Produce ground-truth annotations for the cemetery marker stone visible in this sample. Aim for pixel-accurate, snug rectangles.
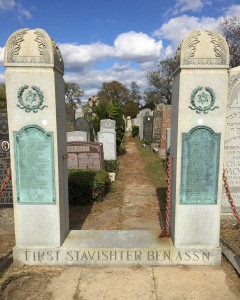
[4,28,69,249]
[0,110,12,205]
[170,30,229,262]
[143,115,153,144]
[223,66,240,212]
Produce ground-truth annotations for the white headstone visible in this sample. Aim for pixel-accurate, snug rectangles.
[222,66,240,212]
[98,131,116,160]
[67,131,88,142]
[100,119,116,132]
[126,116,132,131]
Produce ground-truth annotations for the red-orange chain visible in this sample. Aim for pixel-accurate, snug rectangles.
[222,168,240,224]
[0,167,11,198]
[159,154,172,238]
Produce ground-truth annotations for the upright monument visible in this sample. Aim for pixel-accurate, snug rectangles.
[223,66,240,212]
[4,29,69,251]
[170,30,229,262]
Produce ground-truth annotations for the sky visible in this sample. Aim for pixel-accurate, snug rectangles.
[0,0,240,101]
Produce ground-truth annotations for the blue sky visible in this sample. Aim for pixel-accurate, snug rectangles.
[0,0,240,100]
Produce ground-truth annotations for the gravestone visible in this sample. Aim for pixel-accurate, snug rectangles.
[126,116,132,132]
[166,128,171,154]
[98,131,116,160]
[67,141,104,170]
[75,106,84,120]
[65,106,75,132]
[223,66,240,212]
[4,29,69,251]
[75,117,92,141]
[0,110,12,205]
[143,115,153,144]
[152,103,166,143]
[67,131,88,142]
[100,119,116,132]
[139,108,152,140]
[159,106,172,158]
[170,29,229,264]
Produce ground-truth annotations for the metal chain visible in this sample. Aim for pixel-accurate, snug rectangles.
[222,168,240,224]
[0,167,11,198]
[159,154,172,238]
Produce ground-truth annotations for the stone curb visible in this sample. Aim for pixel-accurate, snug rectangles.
[220,237,240,276]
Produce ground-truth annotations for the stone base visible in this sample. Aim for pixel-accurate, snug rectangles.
[159,149,166,159]
[108,172,116,182]
[13,230,221,266]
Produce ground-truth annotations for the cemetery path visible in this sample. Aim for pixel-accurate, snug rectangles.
[70,136,163,231]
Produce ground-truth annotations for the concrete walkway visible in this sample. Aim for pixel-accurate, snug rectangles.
[45,265,239,300]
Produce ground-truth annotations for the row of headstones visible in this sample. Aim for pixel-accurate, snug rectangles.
[131,105,172,158]
[66,116,116,168]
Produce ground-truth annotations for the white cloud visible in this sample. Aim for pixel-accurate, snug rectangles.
[114,31,163,63]
[18,4,32,19]
[59,31,163,72]
[0,47,4,66]
[173,0,211,14]
[0,0,31,19]
[153,15,218,48]
[59,42,114,71]
[225,5,240,20]
[0,0,15,10]
[64,65,147,100]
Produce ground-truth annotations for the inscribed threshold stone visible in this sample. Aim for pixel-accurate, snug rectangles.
[13,230,221,266]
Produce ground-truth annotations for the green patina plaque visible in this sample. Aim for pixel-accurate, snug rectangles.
[14,125,55,204]
[180,126,220,204]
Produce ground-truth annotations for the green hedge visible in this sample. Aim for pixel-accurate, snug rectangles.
[68,169,111,204]
[132,125,139,137]
[104,160,118,173]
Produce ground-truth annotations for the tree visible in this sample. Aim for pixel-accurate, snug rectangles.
[146,58,175,105]
[219,16,240,68]
[96,80,130,107]
[129,81,142,106]
[0,83,7,109]
[65,82,84,108]
[92,100,125,151]
[123,101,139,118]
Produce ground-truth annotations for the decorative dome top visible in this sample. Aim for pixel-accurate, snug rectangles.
[174,29,229,70]
[4,28,64,74]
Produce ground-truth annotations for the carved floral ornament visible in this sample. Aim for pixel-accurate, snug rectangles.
[189,86,219,114]
[4,28,64,72]
[175,30,229,69]
[17,85,47,113]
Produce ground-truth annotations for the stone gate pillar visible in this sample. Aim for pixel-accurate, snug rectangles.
[170,30,229,261]
[4,29,69,253]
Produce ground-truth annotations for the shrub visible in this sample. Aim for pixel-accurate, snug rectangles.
[104,160,118,173]
[68,169,111,204]
[132,125,139,137]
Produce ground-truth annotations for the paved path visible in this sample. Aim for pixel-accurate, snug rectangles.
[45,265,239,300]
[121,140,162,230]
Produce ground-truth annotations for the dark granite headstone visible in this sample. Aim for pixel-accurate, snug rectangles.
[152,104,166,143]
[0,110,12,205]
[180,126,220,205]
[143,116,153,144]
[65,107,75,132]
[67,141,104,170]
[75,117,93,141]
